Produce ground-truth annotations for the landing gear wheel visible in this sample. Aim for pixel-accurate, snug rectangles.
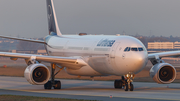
[45,64,64,90]
[44,81,52,89]
[114,80,118,88]
[130,83,134,91]
[124,84,128,91]
[53,80,61,89]
[114,80,122,89]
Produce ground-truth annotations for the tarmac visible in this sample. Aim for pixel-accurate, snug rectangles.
[0,76,180,101]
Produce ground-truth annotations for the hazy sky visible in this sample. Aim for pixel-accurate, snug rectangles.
[0,0,180,38]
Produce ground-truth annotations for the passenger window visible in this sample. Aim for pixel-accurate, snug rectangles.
[138,48,144,51]
[131,48,138,51]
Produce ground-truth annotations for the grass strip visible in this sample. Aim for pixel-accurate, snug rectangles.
[0,95,96,101]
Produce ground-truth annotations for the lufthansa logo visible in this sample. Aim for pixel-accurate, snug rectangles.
[48,5,52,20]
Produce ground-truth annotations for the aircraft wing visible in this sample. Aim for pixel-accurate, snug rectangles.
[0,52,87,69]
[148,50,180,59]
[0,35,45,44]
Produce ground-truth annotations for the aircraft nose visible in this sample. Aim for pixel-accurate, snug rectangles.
[132,52,148,73]
[137,53,145,62]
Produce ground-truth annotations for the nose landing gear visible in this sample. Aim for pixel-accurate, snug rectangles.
[124,72,135,91]
[114,73,135,91]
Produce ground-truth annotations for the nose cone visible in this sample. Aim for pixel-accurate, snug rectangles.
[137,53,146,63]
[131,52,148,74]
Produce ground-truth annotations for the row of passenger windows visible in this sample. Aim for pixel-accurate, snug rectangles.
[124,47,144,52]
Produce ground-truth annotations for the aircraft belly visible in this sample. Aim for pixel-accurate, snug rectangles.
[66,65,103,76]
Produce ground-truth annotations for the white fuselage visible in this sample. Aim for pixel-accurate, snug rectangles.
[45,35,148,76]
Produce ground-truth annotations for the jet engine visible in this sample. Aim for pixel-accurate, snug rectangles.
[150,63,176,84]
[24,64,50,85]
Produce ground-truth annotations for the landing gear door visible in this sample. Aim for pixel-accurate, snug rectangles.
[110,42,120,58]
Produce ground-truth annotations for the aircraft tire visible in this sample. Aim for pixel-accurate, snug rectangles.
[53,80,61,89]
[114,80,118,88]
[114,80,122,89]
[124,84,128,91]
[44,81,52,89]
[118,80,123,89]
[130,83,134,91]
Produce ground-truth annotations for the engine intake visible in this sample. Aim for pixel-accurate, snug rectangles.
[24,64,50,85]
[150,63,176,84]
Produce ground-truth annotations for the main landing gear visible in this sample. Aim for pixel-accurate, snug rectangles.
[44,64,64,89]
[114,73,135,91]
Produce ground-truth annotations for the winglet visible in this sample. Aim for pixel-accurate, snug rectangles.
[46,0,62,36]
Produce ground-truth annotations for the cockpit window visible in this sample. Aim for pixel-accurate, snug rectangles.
[131,48,138,51]
[138,47,144,51]
[124,47,129,51]
[124,47,131,52]
[124,47,144,52]
[127,47,130,51]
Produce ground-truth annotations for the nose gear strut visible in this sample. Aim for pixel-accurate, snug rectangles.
[124,72,135,91]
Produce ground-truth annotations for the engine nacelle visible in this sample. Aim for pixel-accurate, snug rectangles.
[150,63,176,84]
[24,64,50,85]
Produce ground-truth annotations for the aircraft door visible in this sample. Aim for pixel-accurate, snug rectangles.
[110,42,120,58]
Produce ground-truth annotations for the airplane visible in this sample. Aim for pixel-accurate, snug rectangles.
[0,0,178,91]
